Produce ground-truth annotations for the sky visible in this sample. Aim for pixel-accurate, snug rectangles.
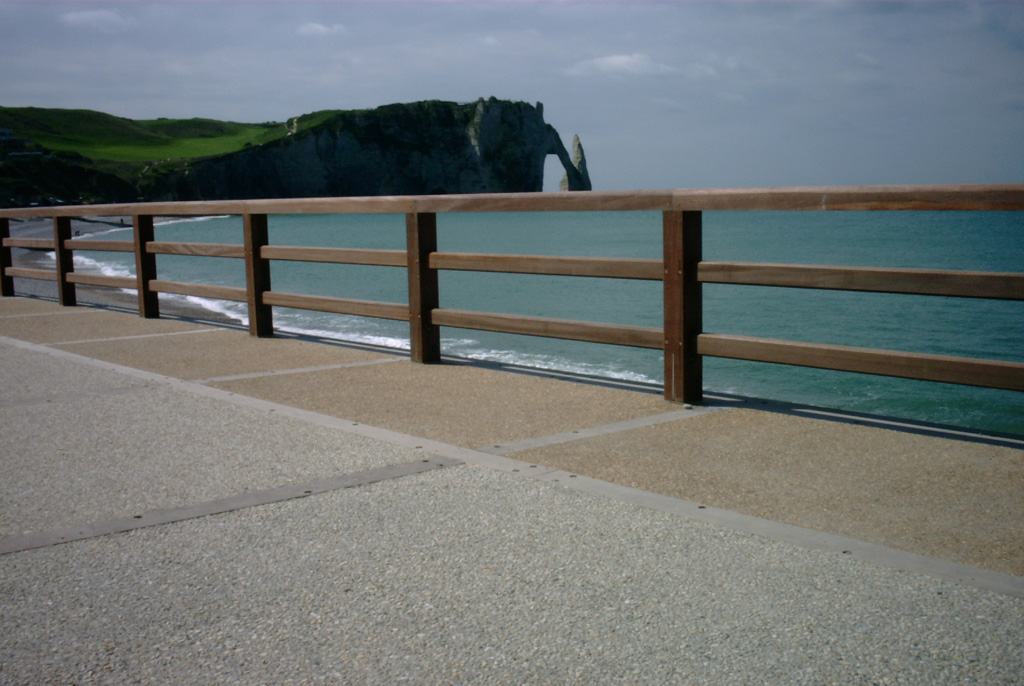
[1,0,1023,191]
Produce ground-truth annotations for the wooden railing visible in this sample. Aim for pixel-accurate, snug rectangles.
[2,185,1023,405]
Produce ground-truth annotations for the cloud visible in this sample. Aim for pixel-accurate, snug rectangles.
[566,53,676,77]
[684,63,718,79]
[296,22,347,37]
[59,9,134,33]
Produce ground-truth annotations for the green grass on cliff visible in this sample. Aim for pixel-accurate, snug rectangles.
[0,107,285,162]
[0,102,473,164]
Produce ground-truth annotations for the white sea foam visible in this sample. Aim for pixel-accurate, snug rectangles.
[275,313,658,383]
[277,322,410,351]
[70,225,131,239]
[451,345,660,384]
[155,215,231,226]
[72,253,133,279]
[52,246,660,383]
[176,295,248,324]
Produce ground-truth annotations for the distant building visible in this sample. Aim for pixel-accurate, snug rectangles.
[0,128,15,142]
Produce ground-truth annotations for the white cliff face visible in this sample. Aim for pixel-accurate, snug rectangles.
[572,134,590,188]
[466,100,486,158]
[559,134,592,192]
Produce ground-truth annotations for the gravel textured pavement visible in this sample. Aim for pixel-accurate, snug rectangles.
[1,290,1023,685]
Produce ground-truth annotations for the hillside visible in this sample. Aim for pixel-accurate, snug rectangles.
[0,107,282,162]
[0,100,590,207]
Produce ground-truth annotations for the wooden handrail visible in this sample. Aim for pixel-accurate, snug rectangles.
[65,239,135,253]
[2,185,1022,408]
[2,184,1024,219]
[698,334,1024,392]
[5,267,57,281]
[3,237,56,250]
[146,241,245,258]
[262,246,406,267]
[262,291,409,321]
[66,272,136,290]
[149,280,247,302]
[698,262,1024,300]
[430,309,663,349]
[430,252,662,280]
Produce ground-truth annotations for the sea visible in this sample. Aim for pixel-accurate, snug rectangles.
[65,209,1024,437]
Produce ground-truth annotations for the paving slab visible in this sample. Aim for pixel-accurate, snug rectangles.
[2,465,1022,685]
[0,342,151,401]
[3,295,1024,683]
[511,408,1024,577]
[52,327,398,380]
[210,359,680,448]
[0,343,427,536]
[0,297,69,316]
[0,303,208,343]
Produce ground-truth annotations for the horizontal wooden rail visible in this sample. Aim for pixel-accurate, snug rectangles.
[699,262,1024,300]
[65,272,136,289]
[431,308,663,349]
[262,291,409,321]
[3,185,1024,219]
[698,334,1024,391]
[262,246,407,267]
[3,237,55,250]
[66,240,135,253]
[2,186,1021,409]
[4,267,57,281]
[149,279,247,302]
[430,252,662,280]
[146,242,245,258]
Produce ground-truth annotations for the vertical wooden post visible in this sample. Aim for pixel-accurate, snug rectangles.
[406,212,441,363]
[133,214,159,318]
[663,210,702,403]
[53,217,76,306]
[243,213,273,337]
[0,218,13,297]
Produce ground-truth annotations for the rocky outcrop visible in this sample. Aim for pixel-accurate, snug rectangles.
[142,98,591,200]
[560,134,591,192]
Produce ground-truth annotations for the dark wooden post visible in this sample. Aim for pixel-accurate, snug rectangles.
[663,210,702,403]
[133,214,159,318]
[53,217,76,306]
[243,213,273,337]
[0,218,13,297]
[406,212,441,363]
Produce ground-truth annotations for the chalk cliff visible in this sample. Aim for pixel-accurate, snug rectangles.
[560,135,591,192]
[142,98,591,200]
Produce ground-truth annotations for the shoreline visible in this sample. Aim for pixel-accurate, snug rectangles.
[5,217,241,325]
[5,215,178,240]
[5,213,1023,438]
[7,255,240,326]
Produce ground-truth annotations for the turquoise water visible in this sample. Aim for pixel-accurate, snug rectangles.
[72,210,1024,436]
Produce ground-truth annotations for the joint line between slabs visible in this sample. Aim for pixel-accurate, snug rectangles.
[0,457,463,556]
[193,356,404,384]
[46,327,221,346]
[5,334,1022,599]
[479,405,728,455]
[0,309,106,319]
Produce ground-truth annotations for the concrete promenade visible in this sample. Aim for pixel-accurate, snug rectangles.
[2,292,1023,684]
